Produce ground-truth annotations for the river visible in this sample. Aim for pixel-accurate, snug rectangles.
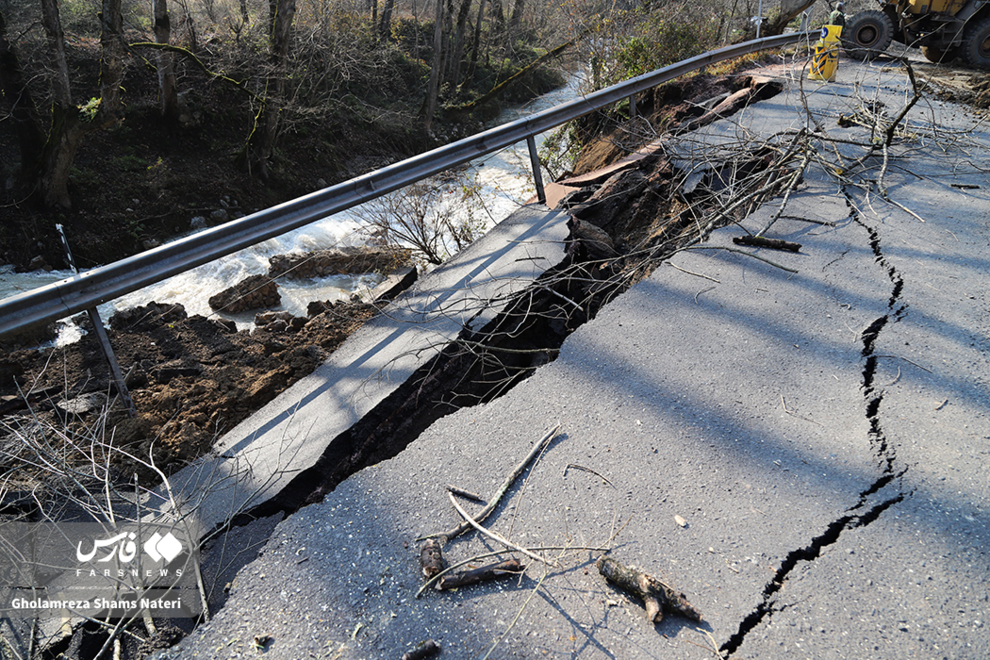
[0,71,586,346]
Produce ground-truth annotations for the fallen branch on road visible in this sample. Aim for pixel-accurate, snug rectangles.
[419,538,445,578]
[685,246,799,273]
[448,491,557,567]
[437,558,525,590]
[731,235,802,252]
[597,556,703,623]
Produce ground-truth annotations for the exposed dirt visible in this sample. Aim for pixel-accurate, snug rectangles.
[963,73,990,108]
[0,297,380,484]
[572,73,745,174]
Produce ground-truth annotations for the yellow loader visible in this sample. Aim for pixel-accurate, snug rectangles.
[842,0,990,67]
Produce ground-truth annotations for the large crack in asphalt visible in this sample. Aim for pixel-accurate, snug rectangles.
[721,197,910,656]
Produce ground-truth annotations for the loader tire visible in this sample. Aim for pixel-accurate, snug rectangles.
[921,45,958,64]
[961,16,990,70]
[842,10,894,60]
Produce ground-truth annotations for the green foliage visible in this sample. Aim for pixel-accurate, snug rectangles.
[59,0,102,34]
[538,122,581,182]
[78,97,101,122]
[618,27,699,77]
[114,154,148,172]
[589,3,726,90]
[614,13,721,82]
[125,217,146,240]
[69,167,100,189]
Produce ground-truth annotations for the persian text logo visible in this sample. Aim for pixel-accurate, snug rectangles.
[74,530,184,564]
[76,532,138,563]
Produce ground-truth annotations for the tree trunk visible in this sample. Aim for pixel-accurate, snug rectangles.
[0,9,45,179]
[153,0,178,121]
[454,35,574,111]
[490,0,504,30]
[182,4,197,51]
[249,0,296,180]
[757,0,815,37]
[379,0,395,39]
[39,0,85,208]
[447,0,472,86]
[239,0,249,24]
[411,0,422,55]
[39,104,85,208]
[97,0,125,125]
[41,0,72,106]
[461,0,486,89]
[508,0,523,29]
[438,0,455,87]
[423,0,445,133]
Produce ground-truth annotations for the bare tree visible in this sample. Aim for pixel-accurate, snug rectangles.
[460,0,487,88]
[508,0,524,29]
[423,0,445,132]
[245,0,297,180]
[0,8,45,185]
[38,0,86,208]
[446,0,472,84]
[379,0,395,38]
[177,0,198,51]
[97,0,125,126]
[153,0,179,121]
[490,0,504,29]
[358,178,484,265]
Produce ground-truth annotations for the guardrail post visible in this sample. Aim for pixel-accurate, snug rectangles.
[526,135,546,205]
[629,93,637,118]
[56,225,137,418]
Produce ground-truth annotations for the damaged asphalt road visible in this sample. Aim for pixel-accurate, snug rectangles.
[151,58,989,659]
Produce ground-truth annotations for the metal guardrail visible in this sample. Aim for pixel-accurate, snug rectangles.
[0,32,810,338]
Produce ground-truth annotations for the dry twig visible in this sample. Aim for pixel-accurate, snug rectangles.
[419,424,561,541]
[448,492,557,567]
